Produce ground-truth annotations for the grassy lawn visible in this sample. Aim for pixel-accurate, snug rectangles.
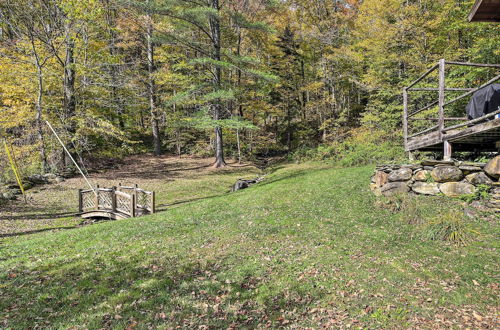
[0,155,261,237]
[0,162,498,328]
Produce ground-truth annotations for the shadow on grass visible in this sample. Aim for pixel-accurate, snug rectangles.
[0,211,77,221]
[0,246,318,328]
[0,225,78,238]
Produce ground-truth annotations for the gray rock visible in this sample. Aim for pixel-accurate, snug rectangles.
[461,162,486,168]
[439,182,476,197]
[459,165,483,173]
[231,177,263,192]
[411,182,440,195]
[431,166,463,183]
[55,176,65,183]
[380,182,409,196]
[423,166,434,171]
[43,173,58,180]
[28,174,48,184]
[388,168,413,182]
[413,170,430,182]
[470,200,490,212]
[421,159,455,166]
[484,156,500,179]
[465,172,493,185]
[2,191,16,200]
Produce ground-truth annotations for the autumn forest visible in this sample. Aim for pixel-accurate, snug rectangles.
[0,0,499,175]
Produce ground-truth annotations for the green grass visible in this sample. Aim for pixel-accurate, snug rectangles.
[1,162,498,328]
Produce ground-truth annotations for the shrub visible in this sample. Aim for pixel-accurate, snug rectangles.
[424,210,479,246]
[291,127,405,166]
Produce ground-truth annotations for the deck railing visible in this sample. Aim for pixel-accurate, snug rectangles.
[403,59,500,157]
[78,184,155,218]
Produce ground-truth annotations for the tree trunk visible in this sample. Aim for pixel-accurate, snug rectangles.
[210,0,226,168]
[146,12,161,156]
[62,26,76,168]
[105,0,125,129]
[35,62,48,173]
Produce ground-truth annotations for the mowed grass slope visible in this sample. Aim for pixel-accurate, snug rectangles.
[0,163,498,328]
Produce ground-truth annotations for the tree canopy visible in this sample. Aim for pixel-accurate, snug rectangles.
[0,0,498,176]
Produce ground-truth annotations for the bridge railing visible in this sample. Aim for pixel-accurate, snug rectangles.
[78,185,155,218]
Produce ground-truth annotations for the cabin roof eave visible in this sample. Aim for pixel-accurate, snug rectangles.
[468,0,500,22]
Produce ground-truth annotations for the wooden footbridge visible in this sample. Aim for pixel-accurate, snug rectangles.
[79,184,155,220]
[403,59,500,160]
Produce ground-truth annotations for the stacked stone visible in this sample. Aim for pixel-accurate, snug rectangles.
[371,156,500,212]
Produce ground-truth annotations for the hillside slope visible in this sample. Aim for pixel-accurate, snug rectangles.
[0,163,498,328]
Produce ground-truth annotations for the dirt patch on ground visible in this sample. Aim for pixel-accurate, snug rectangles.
[0,155,260,238]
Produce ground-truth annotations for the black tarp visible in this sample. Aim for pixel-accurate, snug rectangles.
[466,83,500,120]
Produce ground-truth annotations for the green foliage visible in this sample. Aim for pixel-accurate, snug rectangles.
[460,184,491,203]
[424,210,479,246]
[292,128,405,166]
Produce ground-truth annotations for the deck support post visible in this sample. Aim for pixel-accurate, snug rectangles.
[443,140,452,161]
[403,88,408,150]
[438,59,446,141]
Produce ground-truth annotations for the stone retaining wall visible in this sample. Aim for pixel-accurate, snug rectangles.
[370,155,500,212]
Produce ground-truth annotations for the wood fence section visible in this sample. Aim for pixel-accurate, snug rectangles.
[403,59,500,159]
[78,185,155,219]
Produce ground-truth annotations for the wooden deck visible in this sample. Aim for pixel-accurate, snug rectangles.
[403,59,500,159]
[407,118,500,151]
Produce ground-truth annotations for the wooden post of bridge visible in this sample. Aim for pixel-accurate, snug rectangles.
[111,186,117,213]
[151,191,155,214]
[130,193,136,218]
[95,184,100,211]
[78,189,83,213]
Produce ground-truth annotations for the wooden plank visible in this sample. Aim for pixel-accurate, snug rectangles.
[445,118,500,141]
[406,63,439,89]
[408,87,474,92]
[442,109,500,132]
[408,100,439,117]
[408,125,439,139]
[445,61,500,68]
[443,75,500,107]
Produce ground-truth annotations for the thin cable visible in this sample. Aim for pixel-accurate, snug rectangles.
[45,120,96,195]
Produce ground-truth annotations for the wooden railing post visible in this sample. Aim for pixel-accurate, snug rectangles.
[438,59,446,138]
[403,88,408,151]
[151,191,155,214]
[111,186,117,212]
[130,194,136,218]
[78,189,83,213]
[438,59,448,160]
[95,184,100,210]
